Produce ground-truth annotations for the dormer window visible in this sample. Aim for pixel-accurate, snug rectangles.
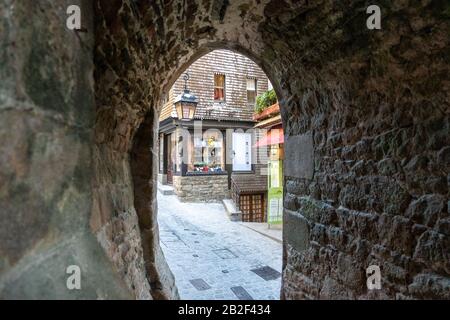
[247,78,257,104]
[214,74,225,101]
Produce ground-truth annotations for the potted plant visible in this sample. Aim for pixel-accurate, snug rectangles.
[255,89,277,114]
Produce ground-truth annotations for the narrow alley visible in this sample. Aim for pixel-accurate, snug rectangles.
[2,0,448,303]
[157,192,282,300]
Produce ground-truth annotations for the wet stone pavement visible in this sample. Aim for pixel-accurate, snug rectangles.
[157,192,282,300]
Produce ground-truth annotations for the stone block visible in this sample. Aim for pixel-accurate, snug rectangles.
[408,273,450,299]
[413,230,449,273]
[320,276,355,300]
[336,253,365,290]
[284,209,310,253]
[406,194,446,227]
[284,133,314,180]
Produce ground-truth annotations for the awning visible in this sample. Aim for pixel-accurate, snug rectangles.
[254,128,284,147]
[254,114,282,128]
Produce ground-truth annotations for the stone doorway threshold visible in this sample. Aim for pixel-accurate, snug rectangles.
[157,182,175,195]
[237,222,282,244]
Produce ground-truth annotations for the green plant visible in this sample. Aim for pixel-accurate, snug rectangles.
[255,89,277,113]
[194,162,207,167]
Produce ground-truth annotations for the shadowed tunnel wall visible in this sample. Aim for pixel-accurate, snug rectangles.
[0,0,449,299]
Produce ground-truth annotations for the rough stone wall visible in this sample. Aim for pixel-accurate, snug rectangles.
[276,1,450,299]
[90,0,450,300]
[93,0,178,299]
[0,0,132,299]
[1,0,448,300]
[173,175,229,202]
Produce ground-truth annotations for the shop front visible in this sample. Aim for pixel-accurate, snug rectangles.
[159,119,256,202]
[253,103,284,227]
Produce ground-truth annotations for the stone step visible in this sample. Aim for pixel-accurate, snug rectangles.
[222,199,242,222]
[238,222,282,244]
[157,182,175,195]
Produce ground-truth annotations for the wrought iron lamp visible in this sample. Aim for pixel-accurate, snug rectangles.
[174,73,198,120]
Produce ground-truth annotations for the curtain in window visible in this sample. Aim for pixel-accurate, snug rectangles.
[214,74,225,101]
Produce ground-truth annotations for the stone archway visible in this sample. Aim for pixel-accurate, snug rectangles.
[1,0,448,299]
[127,43,287,299]
[93,0,449,300]
[92,0,298,299]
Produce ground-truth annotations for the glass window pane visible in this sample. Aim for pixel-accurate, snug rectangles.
[247,78,256,103]
[247,90,256,103]
[189,130,224,173]
[246,78,256,90]
[214,74,225,101]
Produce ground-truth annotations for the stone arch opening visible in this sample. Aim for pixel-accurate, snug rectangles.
[91,1,449,300]
[128,44,287,299]
[1,0,448,300]
[93,0,325,299]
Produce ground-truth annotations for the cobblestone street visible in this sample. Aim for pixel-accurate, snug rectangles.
[157,192,282,300]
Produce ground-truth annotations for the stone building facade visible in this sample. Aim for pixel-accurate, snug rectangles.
[0,0,448,300]
[158,49,270,204]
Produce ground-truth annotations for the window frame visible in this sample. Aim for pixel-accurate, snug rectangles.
[188,129,226,174]
[246,77,257,105]
[214,73,226,102]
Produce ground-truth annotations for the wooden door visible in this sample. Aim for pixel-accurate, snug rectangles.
[232,132,252,171]
[240,193,265,222]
